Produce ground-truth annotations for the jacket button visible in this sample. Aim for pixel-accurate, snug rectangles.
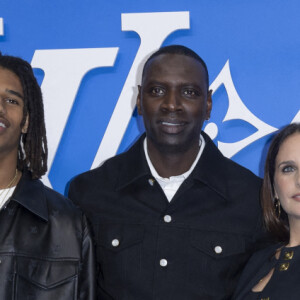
[163,215,172,223]
[214,246,222,254]
[279,262,289,271]
[112,239,119,247]
[160,259,168,267]
[148,178,155,186]
[284,251,294,260]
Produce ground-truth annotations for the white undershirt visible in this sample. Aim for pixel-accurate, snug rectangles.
[0,186,16,210]
[144,135,205,202]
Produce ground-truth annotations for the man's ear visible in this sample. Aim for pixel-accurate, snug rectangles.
[137,85,142,116]
[22,114,29,134]
[206,89,213,120]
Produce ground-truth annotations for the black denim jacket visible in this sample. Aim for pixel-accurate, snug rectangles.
[69,132,264,300]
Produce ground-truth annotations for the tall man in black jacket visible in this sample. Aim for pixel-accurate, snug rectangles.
[69,45,264,299]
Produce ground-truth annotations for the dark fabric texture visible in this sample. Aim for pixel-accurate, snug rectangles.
[234,243,300,300]
[69,132,265,300]
[0,171,96,300]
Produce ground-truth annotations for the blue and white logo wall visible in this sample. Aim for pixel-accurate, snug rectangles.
[0,1,299,194]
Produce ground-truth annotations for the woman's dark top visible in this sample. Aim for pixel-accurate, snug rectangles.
[233,243,300,299]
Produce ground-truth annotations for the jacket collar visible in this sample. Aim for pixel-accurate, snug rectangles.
[116,134,150,191]
[11,171,49,221]
[191,131,229,200]
[116,132,230,200]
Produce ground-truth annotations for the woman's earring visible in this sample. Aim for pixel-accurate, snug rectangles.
[274,198,281,218]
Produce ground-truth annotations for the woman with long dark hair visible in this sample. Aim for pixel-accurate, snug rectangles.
[234,123,300,299]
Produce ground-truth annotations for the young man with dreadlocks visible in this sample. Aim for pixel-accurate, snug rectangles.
[0,53,95,299]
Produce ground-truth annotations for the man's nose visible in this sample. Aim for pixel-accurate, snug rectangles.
[161,90,182,111]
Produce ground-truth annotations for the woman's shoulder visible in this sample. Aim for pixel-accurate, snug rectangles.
[250,243,281,261]
[233,243,281,299]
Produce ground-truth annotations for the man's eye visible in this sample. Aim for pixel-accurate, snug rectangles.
[5,98,19,105]
[183,89,199,97]
[150,87,164,96]
[282,165,295,173]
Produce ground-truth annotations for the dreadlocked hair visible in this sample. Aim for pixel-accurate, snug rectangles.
[0,53,47,179]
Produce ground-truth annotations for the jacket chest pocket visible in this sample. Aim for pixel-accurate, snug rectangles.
[15,257,78,300]
[97,223,144,285]
[191,230,246,259]
[189,230,247,293]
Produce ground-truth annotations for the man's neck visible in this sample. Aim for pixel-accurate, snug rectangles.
[0,152,19,189]
[146,139,201,178]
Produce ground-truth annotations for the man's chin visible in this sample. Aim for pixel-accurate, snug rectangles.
[154,140,192,154]
[147,131,200,154]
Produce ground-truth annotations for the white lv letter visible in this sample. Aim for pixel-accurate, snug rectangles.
[91,11,190,168]
[0,18,4,36]
[31,48,119,186]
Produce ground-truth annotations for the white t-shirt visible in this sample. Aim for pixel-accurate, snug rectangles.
[0,186,16,210]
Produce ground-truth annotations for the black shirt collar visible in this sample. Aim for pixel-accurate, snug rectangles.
[116,132,230,201]
[11,171,48,221]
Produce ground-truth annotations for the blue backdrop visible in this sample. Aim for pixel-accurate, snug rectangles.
[0,1,299,194]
